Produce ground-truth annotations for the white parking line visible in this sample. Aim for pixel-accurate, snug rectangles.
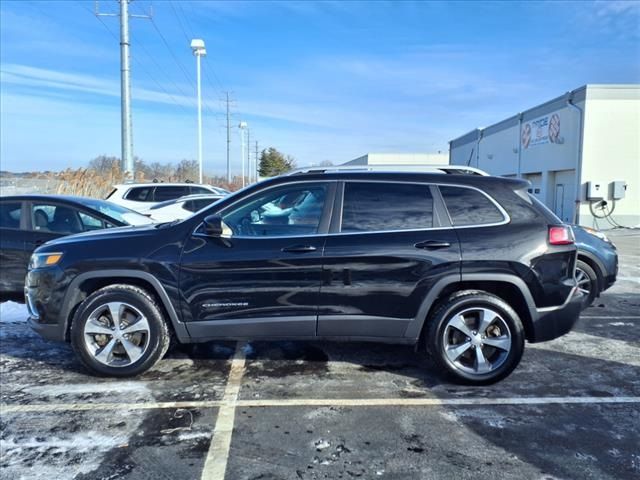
[2,395,639,414]
[0,400,222,414]
[531,331,640,367]
[580,316,640,319]
[236,396,640,407]
[201,341,247,480]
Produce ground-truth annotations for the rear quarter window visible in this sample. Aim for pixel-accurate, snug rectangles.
[439,185,505,226]
[125,187,154,202]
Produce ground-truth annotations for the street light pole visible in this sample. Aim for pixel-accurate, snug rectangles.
[239,122,247,188]
[191,39,207,184]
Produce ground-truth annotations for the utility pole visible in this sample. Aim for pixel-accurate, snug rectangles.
[119,0,133,181]
[239,122,247,187]
[255,141,259,181]
[225,92,231,183]
[246,128,251,183]
[95,1,150,182]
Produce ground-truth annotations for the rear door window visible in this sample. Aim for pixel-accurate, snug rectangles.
[341,182,433,232]
[154,186,190,202]
[0,201,22,229]
[439,185,505,226]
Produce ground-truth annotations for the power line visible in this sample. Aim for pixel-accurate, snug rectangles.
[168,0,191,43]
[166,0,226,95]
[149,17,196,88]
[128,29,194,110]
[146,10,220,117]
[77,1,190,115]
[202,57,226,93]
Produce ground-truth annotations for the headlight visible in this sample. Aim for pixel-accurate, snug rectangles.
[582,227,610,243]
[29,252,63,269]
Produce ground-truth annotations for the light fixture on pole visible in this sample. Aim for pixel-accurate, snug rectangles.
[239,121,248,187]
[191,39,206,184]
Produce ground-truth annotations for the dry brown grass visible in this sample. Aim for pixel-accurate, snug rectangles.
[51,166,245,198]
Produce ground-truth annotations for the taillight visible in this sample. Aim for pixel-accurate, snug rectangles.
[549,225,574,245]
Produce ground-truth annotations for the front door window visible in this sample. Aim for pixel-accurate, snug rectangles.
[222,183,328,237]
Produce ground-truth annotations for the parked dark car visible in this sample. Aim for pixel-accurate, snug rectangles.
[0,195,152,299]
[573,225,618,308]
[525,195,618,308]
[26,171,582,384]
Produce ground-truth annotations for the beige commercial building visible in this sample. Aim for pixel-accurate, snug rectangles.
[344,152,449,166]
[449,84,639,228]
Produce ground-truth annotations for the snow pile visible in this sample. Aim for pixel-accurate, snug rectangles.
[0,301,28,324]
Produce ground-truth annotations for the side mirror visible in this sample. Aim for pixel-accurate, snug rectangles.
[203,215,232,238]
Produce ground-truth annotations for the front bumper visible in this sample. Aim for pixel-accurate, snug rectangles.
[27,314,65,341]
[24,269,67,342]
[529,287,584,343]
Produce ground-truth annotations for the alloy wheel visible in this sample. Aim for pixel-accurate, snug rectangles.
[83,301,151,367]
[441,307,512,376]
[575,267,592,297]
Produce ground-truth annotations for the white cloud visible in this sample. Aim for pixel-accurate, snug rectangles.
[595,0,640,16]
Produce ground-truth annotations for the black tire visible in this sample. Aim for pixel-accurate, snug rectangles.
[70,284,170,377]
[425,290,525,385]
[576,260,599,309]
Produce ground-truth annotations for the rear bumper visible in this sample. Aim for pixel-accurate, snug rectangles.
[529,286,583,343]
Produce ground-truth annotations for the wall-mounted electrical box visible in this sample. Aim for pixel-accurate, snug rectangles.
[611,181,627,200]
[586,181,604,200]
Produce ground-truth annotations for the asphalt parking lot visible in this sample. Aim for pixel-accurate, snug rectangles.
[1,230,639,480]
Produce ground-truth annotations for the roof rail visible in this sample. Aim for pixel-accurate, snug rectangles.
[287,164,489,176]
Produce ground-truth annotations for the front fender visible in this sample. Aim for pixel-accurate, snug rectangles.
[60,270,190,343]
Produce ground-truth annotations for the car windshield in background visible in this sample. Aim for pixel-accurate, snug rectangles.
[75,198,153,225]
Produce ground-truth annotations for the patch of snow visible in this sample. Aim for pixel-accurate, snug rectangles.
[24,381,151,396]
[314,439,331,451]
[0,301,28,324]
[0,432,129,451]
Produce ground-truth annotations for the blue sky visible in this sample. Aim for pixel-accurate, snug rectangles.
[1,0,639,175]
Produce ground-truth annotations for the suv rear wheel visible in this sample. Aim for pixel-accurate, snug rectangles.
[70,284,170,377]
[426,290,525,385]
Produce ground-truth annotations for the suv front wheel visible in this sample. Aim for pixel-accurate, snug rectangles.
[70,284,170,377]
[426,291,525,385]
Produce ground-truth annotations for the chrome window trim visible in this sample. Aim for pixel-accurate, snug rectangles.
[192,178,510,239]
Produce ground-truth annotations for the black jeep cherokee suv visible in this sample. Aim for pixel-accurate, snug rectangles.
[26,171,583,384]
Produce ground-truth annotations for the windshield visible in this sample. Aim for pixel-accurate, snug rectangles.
[75,198,153,225]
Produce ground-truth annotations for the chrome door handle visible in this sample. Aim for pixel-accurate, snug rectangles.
[282,245,317,253]
[414,240,451,250]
